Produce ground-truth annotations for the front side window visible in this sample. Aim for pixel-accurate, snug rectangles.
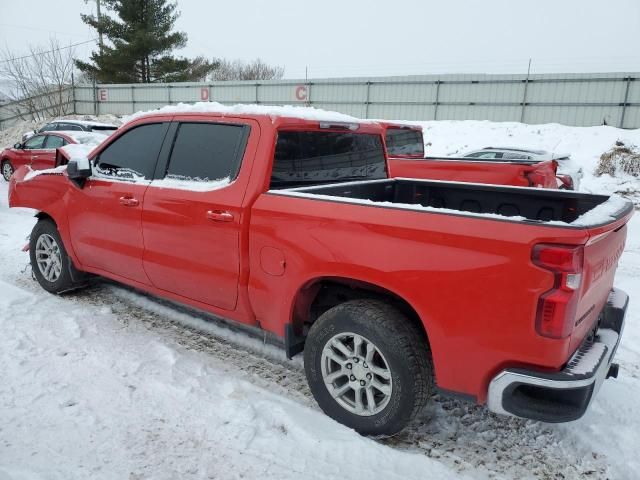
[271,131,386,188]
[44,135,66,149]
[385,128,424,157]
[23,135,46,149]
[96,123,167,180]
[164,122,248,182]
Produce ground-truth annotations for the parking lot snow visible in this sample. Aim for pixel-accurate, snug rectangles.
[1,119,639,480]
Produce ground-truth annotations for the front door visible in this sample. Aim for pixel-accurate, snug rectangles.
[32,134,65,170]
[142,120,252,310]
[67,122,170,284]
[16,134,47,170]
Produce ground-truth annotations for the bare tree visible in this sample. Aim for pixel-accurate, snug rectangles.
[209,58,284,81]
[0,38,77,121]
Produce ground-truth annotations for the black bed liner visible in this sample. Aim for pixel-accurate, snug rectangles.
[284,178,622,224]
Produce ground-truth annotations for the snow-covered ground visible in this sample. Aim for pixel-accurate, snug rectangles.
[1,116,639,480]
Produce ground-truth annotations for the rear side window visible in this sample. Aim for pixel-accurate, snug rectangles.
[44,135,66,149]
[271,131,386,188]
[96,123,167,180]
[58,123,83,131]
[385,128,424,157]
[165,122,248,182]
[502,152,531,160]
[39,124,57,132]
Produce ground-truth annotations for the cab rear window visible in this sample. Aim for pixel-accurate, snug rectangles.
[270,131,386,189]
[385,128,424,157]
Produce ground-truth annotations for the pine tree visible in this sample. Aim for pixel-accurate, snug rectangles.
[76,0,218,83]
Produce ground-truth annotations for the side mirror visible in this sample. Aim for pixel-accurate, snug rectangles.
[66,159,92,187]
[13,142,22,149]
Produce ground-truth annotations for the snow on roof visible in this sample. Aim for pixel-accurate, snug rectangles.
[50,119,118,127]
[57,131,111,146]
[123,102,371,125]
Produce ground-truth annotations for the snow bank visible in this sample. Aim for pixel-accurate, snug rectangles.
[122,101,370,125]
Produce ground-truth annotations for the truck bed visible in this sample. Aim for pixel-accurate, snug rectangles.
[278,178,628,226]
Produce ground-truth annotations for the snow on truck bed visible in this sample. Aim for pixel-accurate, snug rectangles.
[277,181,630,228]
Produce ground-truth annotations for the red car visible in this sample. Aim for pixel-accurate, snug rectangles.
[383,123,559,189]
[2,131,107,181]
[8,109,632,435]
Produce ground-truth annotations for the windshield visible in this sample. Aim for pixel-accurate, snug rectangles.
[385,128,424,157]
[270,130,387,189]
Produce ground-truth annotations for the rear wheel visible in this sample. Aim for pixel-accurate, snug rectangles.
[2,160,13,181]
[304,299,433,436]
[29,219,81,294]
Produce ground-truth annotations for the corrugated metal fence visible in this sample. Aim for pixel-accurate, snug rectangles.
[2,72,640,129]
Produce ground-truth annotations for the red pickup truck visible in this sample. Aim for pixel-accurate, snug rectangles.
[8,107,632,436]
[383,123,559,188]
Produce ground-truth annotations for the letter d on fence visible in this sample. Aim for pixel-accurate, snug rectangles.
[200,87,210,101]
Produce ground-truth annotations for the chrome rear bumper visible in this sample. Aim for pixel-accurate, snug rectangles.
[487,288,628,422]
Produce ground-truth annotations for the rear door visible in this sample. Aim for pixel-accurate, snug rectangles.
[141,119,252,310]
[66,121,170,284]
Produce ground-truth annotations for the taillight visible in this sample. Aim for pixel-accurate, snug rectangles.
[532,244,584,339]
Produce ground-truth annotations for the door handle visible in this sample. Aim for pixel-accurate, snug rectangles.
[206,210,234,222]
[119,196,139,207]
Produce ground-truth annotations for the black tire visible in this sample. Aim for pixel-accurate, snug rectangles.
[29,219,80,294]
[304,299,433,436]
[2,160,13,181]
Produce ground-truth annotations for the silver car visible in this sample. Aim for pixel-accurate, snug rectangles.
[462,147,583,190]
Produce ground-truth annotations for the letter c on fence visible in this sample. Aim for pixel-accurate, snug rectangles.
[200,87,209,101]
[295,85,308,101]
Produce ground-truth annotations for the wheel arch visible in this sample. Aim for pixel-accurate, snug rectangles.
[289,276,431,350]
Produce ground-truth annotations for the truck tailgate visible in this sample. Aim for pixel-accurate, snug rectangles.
[570,222,627,353]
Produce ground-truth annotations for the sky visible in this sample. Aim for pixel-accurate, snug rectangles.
[0,0,639,79]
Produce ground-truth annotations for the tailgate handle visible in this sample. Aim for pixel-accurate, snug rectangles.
[206,210,234,222]
[119,196,139,207]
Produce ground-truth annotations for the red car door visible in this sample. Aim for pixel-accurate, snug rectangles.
[14,134,47,170]
[31,134,66,170]
[66,121,170,284]
[141,118,255,311]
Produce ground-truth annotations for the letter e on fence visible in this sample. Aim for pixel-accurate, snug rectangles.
[200,87,210,101]
[295,85,308,101]
[98,89,108,102]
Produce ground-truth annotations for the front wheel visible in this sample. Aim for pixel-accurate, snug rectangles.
[2,160,14,181]
[304,299,433,436]
[29,219,80,294]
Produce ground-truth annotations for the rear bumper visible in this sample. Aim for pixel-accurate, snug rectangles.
[487,288,628,422]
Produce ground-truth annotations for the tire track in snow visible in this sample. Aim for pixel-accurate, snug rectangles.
[10,274,611,480]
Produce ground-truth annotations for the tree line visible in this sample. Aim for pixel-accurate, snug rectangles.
[0,0,284,119]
